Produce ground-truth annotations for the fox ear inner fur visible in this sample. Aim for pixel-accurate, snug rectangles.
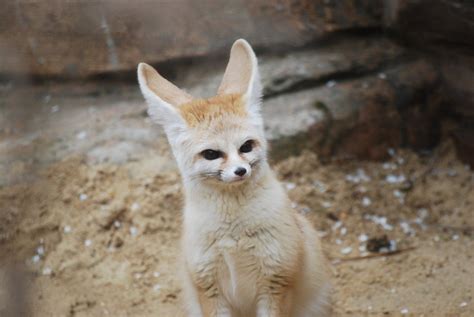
[218,39,263,118]
[137,62,190,131]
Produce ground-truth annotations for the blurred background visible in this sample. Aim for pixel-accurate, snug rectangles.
[0,1,473,316]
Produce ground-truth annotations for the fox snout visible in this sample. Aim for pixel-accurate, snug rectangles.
[220,156,252,183]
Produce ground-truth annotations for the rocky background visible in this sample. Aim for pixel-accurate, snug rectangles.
[1,0,472,165]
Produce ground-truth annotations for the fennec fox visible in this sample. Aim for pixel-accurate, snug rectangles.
[138,39,330,317]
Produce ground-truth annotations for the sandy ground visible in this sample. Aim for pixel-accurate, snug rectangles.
[1,138,473,316]
[0,86,473,316]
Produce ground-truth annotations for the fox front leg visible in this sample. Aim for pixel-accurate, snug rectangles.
[256,291,294,317]
[198,291,232,317]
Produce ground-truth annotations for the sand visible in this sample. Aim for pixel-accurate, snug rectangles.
[1,133,473,316]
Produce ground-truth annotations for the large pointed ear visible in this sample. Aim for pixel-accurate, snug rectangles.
[137,63,192,133]
[217,39,262,117]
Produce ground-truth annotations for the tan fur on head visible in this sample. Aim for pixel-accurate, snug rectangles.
[179,94,246,127]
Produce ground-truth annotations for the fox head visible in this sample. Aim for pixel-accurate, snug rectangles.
[138,39,267,187]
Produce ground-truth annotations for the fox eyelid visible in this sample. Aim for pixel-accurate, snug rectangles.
[201,149,222,160]
[239,140,254,153]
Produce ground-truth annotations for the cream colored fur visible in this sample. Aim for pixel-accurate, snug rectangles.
[138,39,330,317]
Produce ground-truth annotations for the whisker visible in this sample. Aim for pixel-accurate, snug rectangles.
[192,171,222,181]
[250,159,261,167]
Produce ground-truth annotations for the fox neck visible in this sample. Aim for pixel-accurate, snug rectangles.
[182,162,286,220]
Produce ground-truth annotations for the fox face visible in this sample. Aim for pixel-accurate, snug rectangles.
[138,39,267,187]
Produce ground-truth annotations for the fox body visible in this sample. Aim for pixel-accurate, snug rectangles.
[138,39,330,317]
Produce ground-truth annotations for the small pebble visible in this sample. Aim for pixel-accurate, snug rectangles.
[332,221,342,231]
[418,208,429,219]
[153,284,162,292]
[400,221,414,235]
[345,169,371,183]
[76,131,87,140]
[37,246,45,255]
[285,182,296,190]
[326,80,336,88]
[358,186,368,193]
[382,162,397,170]
[42,267,52,275]
[131,202,140,212]
[51,105,60,113]
[32,255,41,263]
[79,193,88,201]
[378,72,387,79]
[362,197,371,206]
[153,271,161,278]
[393,190,404,198]
[317,231,328,238]
[365,215,393,231]
[321,201,332,208]
[340,247,352,255]
[340,227,347,236]
[114,220,121,228]
[459,302,467,308]
[358,234,369,242]
[64,225,72,233]
[313,180,327,193]
[300,206,311,214]
[335,239,342,245]
[130,226,138,237]
[84,239,92,247]
[386,174,406,184]
[400,308,409,314]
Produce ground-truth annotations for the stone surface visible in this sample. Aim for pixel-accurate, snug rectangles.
[267,60,441,161]
[388,0,474,166]
[0,0,383,77]
[180,36,407,98]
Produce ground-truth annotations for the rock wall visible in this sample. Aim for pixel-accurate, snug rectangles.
[0,0,382,77]
[1,0,471,163]
[388,0,474,165]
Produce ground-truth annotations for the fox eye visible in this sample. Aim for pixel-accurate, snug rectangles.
[239,140,254,153]
[201,149,222,160]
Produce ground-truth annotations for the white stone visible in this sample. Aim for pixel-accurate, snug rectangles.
[362,197,371,206]
[76,131,87,140]
[340,247,352,255]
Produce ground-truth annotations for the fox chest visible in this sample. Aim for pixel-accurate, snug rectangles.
[187,224,298,303]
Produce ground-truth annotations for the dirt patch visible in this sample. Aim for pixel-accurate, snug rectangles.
[0,140,473,316]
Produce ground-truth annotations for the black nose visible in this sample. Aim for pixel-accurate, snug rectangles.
[234,167,247,177]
